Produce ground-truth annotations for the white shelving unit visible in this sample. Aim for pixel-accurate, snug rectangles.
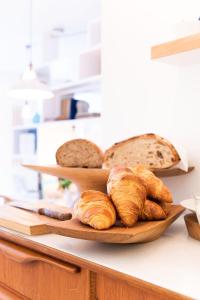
[13,124,39,131]
[51,75,101,97]
[11,116,102,199]
[11,14,102,199]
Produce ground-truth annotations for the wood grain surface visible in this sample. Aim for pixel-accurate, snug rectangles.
[48,205,184,244]
[184,213,200,241]
[0,239,88,300]
[0,206,57,235]
[0,205,184,243]
[151,33,200,59]
[23,164,194,193]
[0,230,192,300]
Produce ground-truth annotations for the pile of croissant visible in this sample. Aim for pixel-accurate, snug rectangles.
[74,165,173,230]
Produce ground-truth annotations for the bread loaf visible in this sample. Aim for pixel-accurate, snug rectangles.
[56,139,103,168]
[74,190,116,230]
[107,166,146,227]
[103,133,180,170]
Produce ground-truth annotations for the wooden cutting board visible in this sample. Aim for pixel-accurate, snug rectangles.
[0,206,59,235]
[0,205,184,243]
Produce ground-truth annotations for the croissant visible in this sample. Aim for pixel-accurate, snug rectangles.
[74,190,116,230]
[132,165,172,203]
[107,166,146,227]
[140,199,167,221]
[152,200,172,215]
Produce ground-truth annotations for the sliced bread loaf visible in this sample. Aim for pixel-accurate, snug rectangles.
[103,133,180,170]
[56,139,104,168]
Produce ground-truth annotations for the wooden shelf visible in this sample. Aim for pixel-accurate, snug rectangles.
[151,33,200,59]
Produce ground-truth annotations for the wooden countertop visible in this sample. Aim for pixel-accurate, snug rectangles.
[0,214,198,299]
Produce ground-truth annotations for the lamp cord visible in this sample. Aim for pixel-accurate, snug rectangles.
[29,0,33,68]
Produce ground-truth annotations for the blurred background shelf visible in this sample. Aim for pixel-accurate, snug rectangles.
[51,74,101,96]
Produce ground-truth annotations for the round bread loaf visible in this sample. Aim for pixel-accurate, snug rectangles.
[56,139,104,168]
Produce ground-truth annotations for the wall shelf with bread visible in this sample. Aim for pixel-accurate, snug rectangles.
[151,32,200,65]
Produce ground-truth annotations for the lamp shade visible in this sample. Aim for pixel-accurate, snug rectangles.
[8,67,54,100]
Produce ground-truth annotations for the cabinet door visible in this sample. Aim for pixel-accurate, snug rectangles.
[0,239,90,300]
[96,274,186,300]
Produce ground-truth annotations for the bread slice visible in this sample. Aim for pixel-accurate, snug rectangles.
[103,133,180,170]
[56,139,104,168]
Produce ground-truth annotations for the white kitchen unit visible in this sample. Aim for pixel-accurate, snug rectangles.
[12,117,102,199]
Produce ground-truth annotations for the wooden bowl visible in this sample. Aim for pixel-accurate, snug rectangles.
[48,205,184,244]
[184,213,200,241]
[23,164,194,193]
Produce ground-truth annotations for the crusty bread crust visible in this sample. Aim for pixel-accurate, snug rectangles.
[103,133,180,170]
[56,138,104,168]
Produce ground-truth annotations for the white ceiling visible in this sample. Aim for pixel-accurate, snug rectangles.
[0,0,101,73]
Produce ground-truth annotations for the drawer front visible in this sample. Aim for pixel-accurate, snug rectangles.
[96,274,187,300]
[0,239,89,300]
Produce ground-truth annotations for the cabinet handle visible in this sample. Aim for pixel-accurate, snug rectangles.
[0,239,80,273]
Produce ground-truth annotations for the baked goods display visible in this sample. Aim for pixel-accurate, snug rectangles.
[56,134,180,171]
[107,166,146,226]
[103,133,180,170]
[56,138,103,168]
[140,199,166,221]
[55,134,177,231]
[132,165,172,203]
[74,190,116,230]
[74,165,173,230]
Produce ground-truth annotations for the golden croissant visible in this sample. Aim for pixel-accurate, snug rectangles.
[107,166,146,227]
[132,165,172,203]
[140,199,167,221]
[74,190,116,230]
[153,200,172,215]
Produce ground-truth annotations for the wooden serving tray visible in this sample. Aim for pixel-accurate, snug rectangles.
[23,164,194,193]
[47,205,184,244]
[0,205,184,243]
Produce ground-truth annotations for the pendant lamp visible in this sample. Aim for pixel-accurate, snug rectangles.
[8,0,54,100]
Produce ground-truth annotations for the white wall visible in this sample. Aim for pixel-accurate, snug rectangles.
[0,72,13,194]
[102,0,200,201]
[0,0,101,74]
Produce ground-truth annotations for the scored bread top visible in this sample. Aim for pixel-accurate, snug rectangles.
[103,133,180,170]
[56,138,104,168]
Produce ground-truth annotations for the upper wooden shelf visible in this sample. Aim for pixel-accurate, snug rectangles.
[151,33,200,59]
